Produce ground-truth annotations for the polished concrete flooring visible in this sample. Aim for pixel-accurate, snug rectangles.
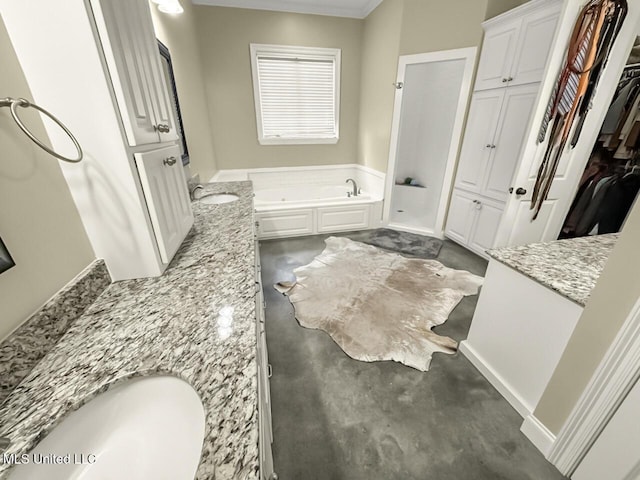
[259,232,566,480]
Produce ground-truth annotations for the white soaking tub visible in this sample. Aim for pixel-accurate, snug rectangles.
[212,164,385,239]
[254,184,382,239]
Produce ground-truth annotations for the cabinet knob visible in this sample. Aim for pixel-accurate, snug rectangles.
[502,78,508,83]
[515,187,527,195]
[507,76,514,82]
[154,123,170,133]
[486,144,496,149]
[162,156,177,166]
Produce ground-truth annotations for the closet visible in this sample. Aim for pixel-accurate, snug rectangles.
[559,43,640,239]
[445,0,560,258]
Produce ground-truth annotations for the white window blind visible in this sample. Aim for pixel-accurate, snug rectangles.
[250,44,341,145]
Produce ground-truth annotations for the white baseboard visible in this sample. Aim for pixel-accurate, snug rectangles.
[459,340,532,418]
[521,414,556,457]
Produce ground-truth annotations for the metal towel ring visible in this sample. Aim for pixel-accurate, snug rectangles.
[1,97,83,163]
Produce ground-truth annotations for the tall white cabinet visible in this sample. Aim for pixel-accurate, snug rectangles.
[2,0,193,281]
[445,0,561,259]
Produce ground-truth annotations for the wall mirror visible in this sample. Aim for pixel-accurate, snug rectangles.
[0,236,15,274]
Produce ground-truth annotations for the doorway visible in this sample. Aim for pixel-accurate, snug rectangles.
[383,48,476,238]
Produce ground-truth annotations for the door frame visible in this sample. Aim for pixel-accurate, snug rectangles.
[549,297,640,476]
[383,47,477,238]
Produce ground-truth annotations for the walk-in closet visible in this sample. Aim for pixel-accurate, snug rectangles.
[560,37,640,239]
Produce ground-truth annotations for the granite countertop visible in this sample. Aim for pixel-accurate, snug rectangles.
[0,181,259,480]
[488,233,619,306]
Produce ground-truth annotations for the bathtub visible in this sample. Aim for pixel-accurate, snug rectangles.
[212,165,384,239]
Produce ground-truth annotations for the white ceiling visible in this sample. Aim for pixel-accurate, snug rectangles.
[191,0,384,19]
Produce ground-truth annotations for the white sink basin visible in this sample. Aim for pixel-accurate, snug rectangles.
[199,193,239,205]
[9,376,205,480]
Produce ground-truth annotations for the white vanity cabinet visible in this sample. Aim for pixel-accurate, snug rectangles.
[474,0,561,91]
[135,146,193,264]
[254,233,276,480]
[89,0,178,146]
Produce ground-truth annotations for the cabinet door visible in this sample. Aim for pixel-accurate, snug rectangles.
[445,189,476,246]
[482,83,538,202]
[509,6,560,87]
[137,0,179,144]
[474,19,521,91]
[91,0,178,145]
[468,198,504,256]
[454,89,504,193]
[135,146,193,264]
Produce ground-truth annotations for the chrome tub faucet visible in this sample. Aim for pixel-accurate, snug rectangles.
[346,178,360,197]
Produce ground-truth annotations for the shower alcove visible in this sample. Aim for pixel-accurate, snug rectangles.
[384,48,476,237]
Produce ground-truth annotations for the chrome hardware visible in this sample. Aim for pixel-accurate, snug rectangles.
[268,364,273,378]
[154,123,170,133]
[189,184,204,200]
[515,187,527,195]
[163,156,177,166]
[1,97,83,163]
[346,178,358,197]
[392,81,404,89]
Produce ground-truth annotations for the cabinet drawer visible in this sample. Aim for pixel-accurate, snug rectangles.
[317,205,370,233]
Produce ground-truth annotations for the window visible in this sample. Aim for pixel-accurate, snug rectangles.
[250,44,341,145]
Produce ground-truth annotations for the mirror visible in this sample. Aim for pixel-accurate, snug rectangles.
[0,235,15,274]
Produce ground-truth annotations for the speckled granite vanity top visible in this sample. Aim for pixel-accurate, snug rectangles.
[488,233,619,306]
[0,181,259,480]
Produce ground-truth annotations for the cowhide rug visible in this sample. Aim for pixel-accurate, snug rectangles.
[275,236,483,371]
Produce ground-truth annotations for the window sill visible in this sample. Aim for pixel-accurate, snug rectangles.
[258,137,339,146]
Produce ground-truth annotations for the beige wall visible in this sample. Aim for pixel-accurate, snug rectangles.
[535,202,640,434]
[194,6,363,171]
[0,16,95,341]
[150,1,219,181]
[485,0,531,20]
[356,0,404,173]
[399,0,487,56]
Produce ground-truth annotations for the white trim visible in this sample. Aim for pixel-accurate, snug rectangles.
[459,340,532,418]
[383,47,477,239]
[483,0,562,29]
[548,297,640,476]
[249,43,340,145]
[521,415,556,457]
[192,0,383,19]
[209,163,385,183]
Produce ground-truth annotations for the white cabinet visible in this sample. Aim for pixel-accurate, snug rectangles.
[454,90,504,193]
[482,83,539,202]
[474,0,560,91]
[445,189,504,259]
[454,84,538,202]
[135,146,193,264]
[254,238,276,480]
[447,0,559,258]
[90,0,178,146]
[474,20,520,91]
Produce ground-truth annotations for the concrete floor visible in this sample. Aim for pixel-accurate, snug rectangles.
[259,231,566,480]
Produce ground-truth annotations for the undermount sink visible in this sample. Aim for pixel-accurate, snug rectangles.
[199,193,239,205]
[9,376,205,480]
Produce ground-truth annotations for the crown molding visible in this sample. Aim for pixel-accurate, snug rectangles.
[191,0,383,19]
